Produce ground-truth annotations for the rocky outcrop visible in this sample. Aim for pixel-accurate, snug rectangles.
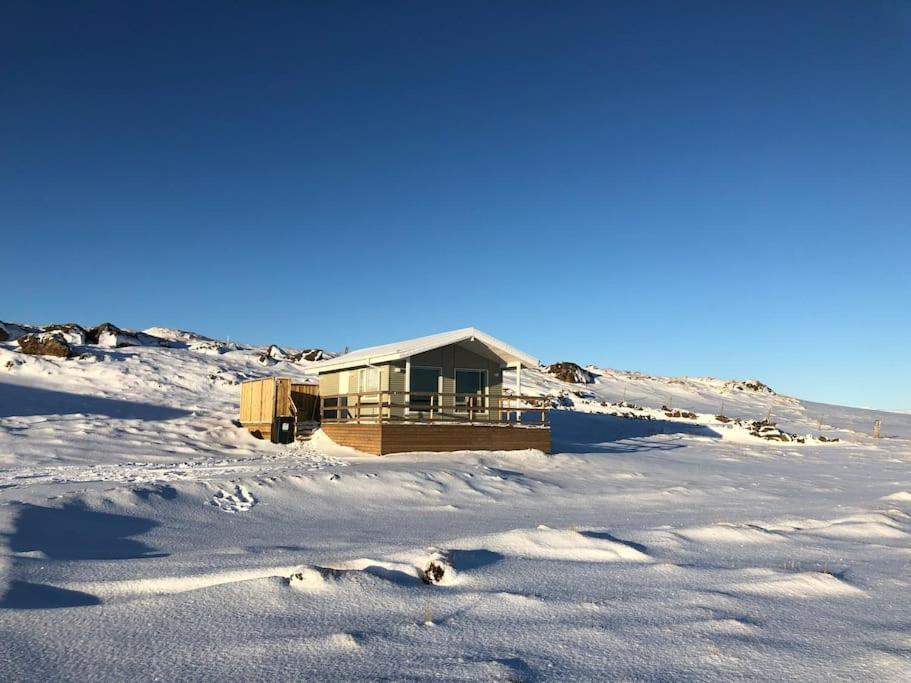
[724,379,775,395]
[44,323,87,346]
[264,346,328,363]
[87,323,141,348]
[546,362,596,384]
[17,332,73,358]
[0,323,8,342]
[300,349,326,362]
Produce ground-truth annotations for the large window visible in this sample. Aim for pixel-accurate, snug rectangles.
[455,369,487,413]
[358,367,380,398]
[410,367,440,412]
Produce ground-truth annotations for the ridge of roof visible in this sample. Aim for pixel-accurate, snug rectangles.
[313,327,539,372]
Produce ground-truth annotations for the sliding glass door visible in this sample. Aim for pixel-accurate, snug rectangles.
[455,369,487,413]
[409,367,440,414]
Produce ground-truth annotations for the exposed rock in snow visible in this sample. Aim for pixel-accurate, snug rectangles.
[0,323,7,342]
[420,549,456,585]
[264,345,328,363]
[546,361,595,384]
[266,344,289,360]
[662,407,698,419]
[725,379,775,394]
[17,332,73,358]
[44,323,88,346]
[190,340,227,355]
[299,349,327,362]
[87,323,142,348]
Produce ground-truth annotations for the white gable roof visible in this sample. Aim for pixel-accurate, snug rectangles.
[314,327,539,373]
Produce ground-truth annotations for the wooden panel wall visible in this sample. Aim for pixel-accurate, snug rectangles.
[380,424,550,455]
[240,378,277,423]
[321,423,383,454]
[320,423,550,455]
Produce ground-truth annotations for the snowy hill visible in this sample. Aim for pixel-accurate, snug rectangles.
[1,322,910,681]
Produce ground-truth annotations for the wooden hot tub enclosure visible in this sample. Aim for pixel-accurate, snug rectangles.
[239,377,319,442]
[314,328,551,455]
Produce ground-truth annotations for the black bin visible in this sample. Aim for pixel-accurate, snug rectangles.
[272,416,295,444]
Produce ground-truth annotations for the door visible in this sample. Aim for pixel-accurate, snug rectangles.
[455,369,488,415]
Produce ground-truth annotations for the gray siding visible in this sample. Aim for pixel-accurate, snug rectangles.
[410,342,504,421]
[318,342,507,422]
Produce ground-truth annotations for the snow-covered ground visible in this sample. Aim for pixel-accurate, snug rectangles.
[1,325,910,680]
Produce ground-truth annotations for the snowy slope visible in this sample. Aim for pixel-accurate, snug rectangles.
[1,324,910,681]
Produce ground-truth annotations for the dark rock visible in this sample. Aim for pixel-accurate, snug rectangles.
[725,379,775,395]
[17,332,72,358]
[663,408,697,419]
[546,362,595,384]
[272,347,328,363]
[43,323,87,345]
[87,323,141,347]
[0,323,8,342]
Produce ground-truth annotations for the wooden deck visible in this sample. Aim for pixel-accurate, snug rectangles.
[321,422,551,455]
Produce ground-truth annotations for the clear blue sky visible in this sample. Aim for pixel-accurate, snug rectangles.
[1,1,908,409]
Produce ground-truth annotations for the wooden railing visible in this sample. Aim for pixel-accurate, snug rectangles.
[320,392,549,426]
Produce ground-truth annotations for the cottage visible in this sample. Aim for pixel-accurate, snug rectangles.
[316,327,550,455]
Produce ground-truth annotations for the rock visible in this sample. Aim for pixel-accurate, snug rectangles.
[43,323,87,346]
[662,407,697,419]
[266,344,288,360]
[0,323,8,342]
[546,362,595,384]
[725,379,775,395]
[17,332,72,358]
[87,323,141,348]
[420,549,455,585]
[190,340,226,354]
[266,346,327,363]
[258,353,278,366]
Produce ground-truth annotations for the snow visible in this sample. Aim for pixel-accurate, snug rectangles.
[315,326,539,371]
[1,325,910,680]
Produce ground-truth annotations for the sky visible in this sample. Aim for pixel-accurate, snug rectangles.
[1,1,909,409]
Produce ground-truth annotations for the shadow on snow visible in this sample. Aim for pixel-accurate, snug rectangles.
[0,382,190,420]
[550,410,721,454]
[1,502,166,610]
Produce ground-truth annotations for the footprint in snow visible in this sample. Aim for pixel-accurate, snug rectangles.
[211,484,256,513]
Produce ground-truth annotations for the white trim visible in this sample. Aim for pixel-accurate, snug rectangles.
[404,358,411,416]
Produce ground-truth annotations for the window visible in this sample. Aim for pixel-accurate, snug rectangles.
[410,367,440,412]
[359,367,380,395]
[455,369,487,413]
[358,367,381,413]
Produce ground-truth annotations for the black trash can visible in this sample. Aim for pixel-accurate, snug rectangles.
[272,416,295,444]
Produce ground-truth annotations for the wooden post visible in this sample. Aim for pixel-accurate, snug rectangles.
[874,419,881,439]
